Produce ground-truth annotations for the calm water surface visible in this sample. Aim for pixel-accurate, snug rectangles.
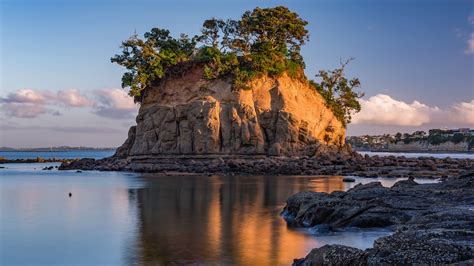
[0,151,445,265]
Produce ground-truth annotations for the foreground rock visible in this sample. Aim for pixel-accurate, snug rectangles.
[284,173,474,265]
[59,152,473,179]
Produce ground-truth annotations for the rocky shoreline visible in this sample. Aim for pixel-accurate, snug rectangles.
[59,152,473,179]
[282,173,474,265]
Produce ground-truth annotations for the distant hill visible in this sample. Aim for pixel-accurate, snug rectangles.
[0,146,116,152]
[347,129,474,152]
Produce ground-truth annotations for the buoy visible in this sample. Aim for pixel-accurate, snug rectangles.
[69,193,72,197]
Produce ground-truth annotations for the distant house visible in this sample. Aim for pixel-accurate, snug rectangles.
[451,128,471,135]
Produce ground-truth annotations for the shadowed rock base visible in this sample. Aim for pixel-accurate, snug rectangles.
[285,173,474,265]
[59,152,473,179]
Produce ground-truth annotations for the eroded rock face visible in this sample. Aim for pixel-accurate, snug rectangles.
[115,66,345,157]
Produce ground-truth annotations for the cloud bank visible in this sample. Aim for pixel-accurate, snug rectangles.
[352,94,474,127]
[1,88,137,119]
[94,89,138,119]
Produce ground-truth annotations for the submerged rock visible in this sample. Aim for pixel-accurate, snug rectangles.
[342,177,355,182]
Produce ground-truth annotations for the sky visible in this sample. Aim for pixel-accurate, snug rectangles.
[1,0,473,148]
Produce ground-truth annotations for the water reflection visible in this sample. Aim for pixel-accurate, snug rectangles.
[1,164,408,265]
[128,175,390,265]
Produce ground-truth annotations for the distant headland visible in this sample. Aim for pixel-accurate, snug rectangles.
[347,128,474,153]
[0,146,116,152]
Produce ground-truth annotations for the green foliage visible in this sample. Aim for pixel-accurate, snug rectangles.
[451,133,465,144]
[111,30,197,101]
[239,6,308,63]
[310,59,364,127]
[427,133,449,145]
[469,137,474,150]
[197,6,309,89]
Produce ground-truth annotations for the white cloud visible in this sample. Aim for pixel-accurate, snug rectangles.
[56,89,95,107]
[1,89,47,104]
[451,100,474,124]
[1,88,138,119]
[469,15,474,25]
[1,102,47,118]
[1,88,94,118]
[94,88,138,119]
[352,94,436,126]
[352,94,474,127]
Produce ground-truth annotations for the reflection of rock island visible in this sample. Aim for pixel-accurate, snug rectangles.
[128,175,345,265]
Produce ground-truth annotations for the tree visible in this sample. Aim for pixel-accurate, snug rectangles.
[452,133,465,144]
[311,59,364,127]
[239,6,309,64]
[111,28,198,101]
[395,132,402,141]
[200,18,226,49]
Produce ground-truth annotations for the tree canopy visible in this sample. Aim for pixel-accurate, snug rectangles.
[111,6,363,127]
[310,59,364,127]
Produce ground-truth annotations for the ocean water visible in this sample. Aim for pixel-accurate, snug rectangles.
[0,151,447,265]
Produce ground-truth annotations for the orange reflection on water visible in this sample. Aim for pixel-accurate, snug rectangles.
[132,175,347,265]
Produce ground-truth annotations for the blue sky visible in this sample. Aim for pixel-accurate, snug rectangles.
[1,0,473,147]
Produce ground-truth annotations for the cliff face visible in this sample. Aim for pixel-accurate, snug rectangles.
[115,65,345,158]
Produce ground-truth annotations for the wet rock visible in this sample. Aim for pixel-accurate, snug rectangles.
[284,174,474,265]
[293,245,368,266]
[368,228,474,265]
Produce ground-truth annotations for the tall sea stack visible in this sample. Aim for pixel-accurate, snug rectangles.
[114,64,346,159]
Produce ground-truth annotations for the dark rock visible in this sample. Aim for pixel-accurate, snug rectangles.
[342,177,355,182]
[293,245,368,266]
[284,176,474,265]
[369,228,474,264]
